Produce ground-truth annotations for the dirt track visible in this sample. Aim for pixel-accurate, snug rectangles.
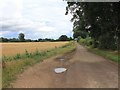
[11,44,118,88]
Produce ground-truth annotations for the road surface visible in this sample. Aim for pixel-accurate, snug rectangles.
[11,44,118,88]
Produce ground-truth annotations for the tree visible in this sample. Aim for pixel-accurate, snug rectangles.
[9,38,19,42]
[69,37,73,41]
[38,38,42,42]
[0,37,8,42]
[18,33,25,42]
[58,35,69,41]
[73,31,88,39]
[26,39,32,42]
[65,2,119,50]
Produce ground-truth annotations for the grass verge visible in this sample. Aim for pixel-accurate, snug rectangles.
[2,41,76,88]
[86,46,119,63]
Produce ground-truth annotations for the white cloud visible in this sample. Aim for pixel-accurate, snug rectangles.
[0,0,73,39]
[0,0,23,18]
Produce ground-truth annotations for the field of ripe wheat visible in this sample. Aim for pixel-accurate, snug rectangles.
[1,42,68,57]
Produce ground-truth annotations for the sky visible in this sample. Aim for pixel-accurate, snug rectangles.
[0,0,73,39]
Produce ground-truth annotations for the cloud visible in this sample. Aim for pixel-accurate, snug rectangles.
[0,0,23,18]
[0,0,73,39]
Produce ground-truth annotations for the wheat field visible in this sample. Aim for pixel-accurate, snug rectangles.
[1,42,68,57]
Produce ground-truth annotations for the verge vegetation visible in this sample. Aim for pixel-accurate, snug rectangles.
[86,46,119,63]
[78,37,119,63]
[2,41,76,88]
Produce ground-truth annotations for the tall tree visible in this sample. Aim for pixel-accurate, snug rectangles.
[58,35,69,41]
[66,2,119,50]
[18,33,25,42]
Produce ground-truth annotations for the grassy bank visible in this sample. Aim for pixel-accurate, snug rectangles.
[78,37,119,63]
[2,41,76,88]
[79,43,119,63]
[86,47,119,63]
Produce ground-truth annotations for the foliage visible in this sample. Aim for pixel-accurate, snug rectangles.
[0,37,9,42]
[38,38,55,42]
[98,34,116,50]
[13,54,21,60]
[66,2,119,50]
[78,37,93,46]
[58,35,69,41]
[0,37,19,42]
[87,47,119,63]
[18,33,25,42]
[0,34,73,42]
[73,31,88,39]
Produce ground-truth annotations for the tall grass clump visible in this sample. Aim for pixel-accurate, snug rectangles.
[13,54,21,60]
[25,49,30,58]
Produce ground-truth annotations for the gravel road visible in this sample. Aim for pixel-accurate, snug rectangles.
[11,44,118,88]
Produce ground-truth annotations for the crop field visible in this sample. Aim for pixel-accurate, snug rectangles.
[2,41,76,88]
[1,42,69,57]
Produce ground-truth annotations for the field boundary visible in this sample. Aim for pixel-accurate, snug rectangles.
[2,41,76,88]
[82,45,119,63]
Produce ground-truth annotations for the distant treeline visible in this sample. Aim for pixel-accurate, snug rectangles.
[0,33,73,42]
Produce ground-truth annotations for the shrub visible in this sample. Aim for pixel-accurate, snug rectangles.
[13,54,21,60]
[78,37,93,46]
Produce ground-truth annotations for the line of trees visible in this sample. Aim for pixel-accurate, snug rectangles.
[0,33,73,42]
[66,2,119,50]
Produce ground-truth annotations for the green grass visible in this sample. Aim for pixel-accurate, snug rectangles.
[2,41,76,88]
[86,46,119,63]
[78,38,119,63]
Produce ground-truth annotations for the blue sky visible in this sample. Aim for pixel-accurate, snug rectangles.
[0,0,73,39]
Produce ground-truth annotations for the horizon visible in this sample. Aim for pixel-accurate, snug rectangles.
[0,34,73,40]
[0,0,73,39]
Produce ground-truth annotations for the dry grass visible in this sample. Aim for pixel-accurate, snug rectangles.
[1,42,68,57]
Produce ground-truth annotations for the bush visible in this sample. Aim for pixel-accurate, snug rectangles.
[13,54,21,60]
[78,37,93,46]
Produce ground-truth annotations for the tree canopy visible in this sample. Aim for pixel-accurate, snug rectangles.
[66,2,119,50]
[58,35,69,41]
[18,33,25,42]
